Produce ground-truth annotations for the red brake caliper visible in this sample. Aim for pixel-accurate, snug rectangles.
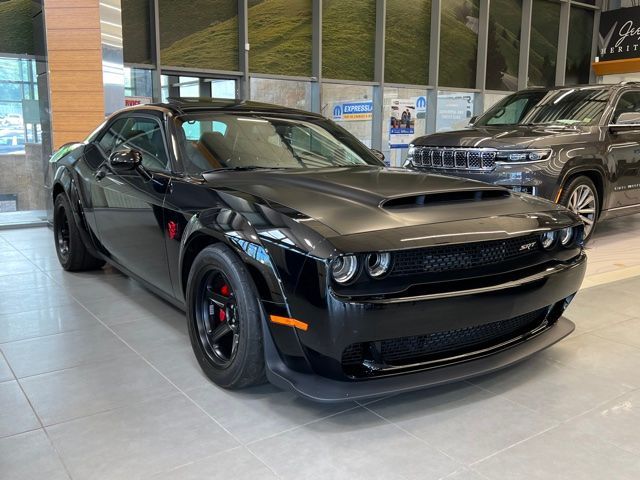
[218,284,230,322]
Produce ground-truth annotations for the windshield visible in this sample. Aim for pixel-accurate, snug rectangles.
[175,113,383,174]
[475,88,610,127]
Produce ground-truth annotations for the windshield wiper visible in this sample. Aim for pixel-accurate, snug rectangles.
[201,166,289,174]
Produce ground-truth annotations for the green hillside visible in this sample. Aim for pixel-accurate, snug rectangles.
[0,0,33,55]
[529,0,561,86]
[486,0,521,90]
[248,0,312,76]
[122,0,151,64]
[384,0,431,85]
[322,0,376,81]
[439,0,479,88]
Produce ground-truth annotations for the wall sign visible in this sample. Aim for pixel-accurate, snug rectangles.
[599,6,640,62]
[332,101,373,121]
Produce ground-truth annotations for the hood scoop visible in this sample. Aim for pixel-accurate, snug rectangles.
[382,188,510,210]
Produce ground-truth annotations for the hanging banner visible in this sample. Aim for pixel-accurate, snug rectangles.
[599,6,640,62]
[389,98,420,148]
[332,101,373,121]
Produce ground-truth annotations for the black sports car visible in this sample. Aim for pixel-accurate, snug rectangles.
[50,98,586,402]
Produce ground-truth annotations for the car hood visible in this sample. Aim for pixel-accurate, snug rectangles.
[203,166,567,239]
[413,125,597,150]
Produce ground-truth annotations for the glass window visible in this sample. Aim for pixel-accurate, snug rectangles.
[248,0,312,76]
[384,0,431,85]
[250,78,311,110]
[322,0,376,81]
[159,0,239,71]
[528,0,560,87]
[119,117,171,172]
[566,7,594,86]
[439,0,479,88]
[436,91,476,132]
[174,113,382,174]
[98,117,129,155]
[322,83,373,147]
[612,91,640,123]
[124,67,154,102]
[486,0,521,91]
[122,0,152,64]
[0,0,34,55]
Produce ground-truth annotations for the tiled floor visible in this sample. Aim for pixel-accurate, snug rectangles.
[1,223,640,480]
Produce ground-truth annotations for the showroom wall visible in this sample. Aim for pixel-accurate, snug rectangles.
[121,0,601,166]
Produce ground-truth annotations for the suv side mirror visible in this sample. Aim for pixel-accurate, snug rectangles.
[610,112,640,133]
[109,148,142,171]
[371,148,385,162]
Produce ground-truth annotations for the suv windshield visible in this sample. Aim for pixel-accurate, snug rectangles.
[175,113,382,174]
[475,88,610,127]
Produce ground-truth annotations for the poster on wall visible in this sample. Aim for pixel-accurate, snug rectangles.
[436,93,474,132]
[125,96,153,107]
[389,98,420,148]
[599,6,640,62]
[332,101,373,121]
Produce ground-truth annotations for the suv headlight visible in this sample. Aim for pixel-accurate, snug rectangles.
[496,149,552,162]
[406,144,416,165]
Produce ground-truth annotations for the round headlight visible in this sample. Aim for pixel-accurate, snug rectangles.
[331,255,358,284]
[560,227,574,246]
[366,252,392,278]
[540,231,558,250]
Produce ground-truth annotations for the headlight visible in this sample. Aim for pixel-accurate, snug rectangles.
[406,144,416,165]
[331,255,358,284]
[540,231,558,250]
[496,149,552,162]
[366,252,392,278]
[559,227,574,246]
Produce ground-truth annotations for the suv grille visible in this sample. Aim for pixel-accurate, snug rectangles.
[390,235,541,277]
[413,147,497,171]
[341,308,548,376]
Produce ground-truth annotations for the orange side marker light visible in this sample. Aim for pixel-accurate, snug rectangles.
[269,315,309,331]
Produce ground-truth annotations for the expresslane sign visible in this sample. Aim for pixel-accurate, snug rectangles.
[332,101,373,121]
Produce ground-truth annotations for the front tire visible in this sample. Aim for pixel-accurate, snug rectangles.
[558,176,599,243]
[53,194,105,271]
[186,244,266,389]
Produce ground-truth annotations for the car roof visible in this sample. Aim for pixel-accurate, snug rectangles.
[125,97,323,118]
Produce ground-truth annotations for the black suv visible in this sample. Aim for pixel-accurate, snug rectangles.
[406,84,640,241]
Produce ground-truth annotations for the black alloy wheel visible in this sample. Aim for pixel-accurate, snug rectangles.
[53,194,105,271]
[195,269,240,368]
[186,244,266,389]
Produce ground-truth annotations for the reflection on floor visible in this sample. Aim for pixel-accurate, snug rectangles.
[1,222,640,480]
[0,210,47,229]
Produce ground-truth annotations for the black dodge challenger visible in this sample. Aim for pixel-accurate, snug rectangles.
[50,98,586,402]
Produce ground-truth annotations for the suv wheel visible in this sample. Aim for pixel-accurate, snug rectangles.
[558,176,599,242]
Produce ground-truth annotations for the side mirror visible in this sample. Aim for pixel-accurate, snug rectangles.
[109,148,142,171]
[371,148,385,162]
[610,112,640,133]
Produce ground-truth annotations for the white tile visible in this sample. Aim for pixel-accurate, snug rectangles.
[0,353,13,382]
[0,286,76,316]
[21,355,175,425]
[368,382,557,464]
[248,407,460,480]
[48,393,238,480]
[474,423,640,480]
[1,325,132,378]
[0,380,40,438]
[0,429,69,480]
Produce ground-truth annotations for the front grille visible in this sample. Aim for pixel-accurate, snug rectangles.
[413,147,497,171]
[390,235,540,277]
[341,308,548,376]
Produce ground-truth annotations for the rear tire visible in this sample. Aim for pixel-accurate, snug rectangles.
[53,194,105,271]
[558,176,599,243]
[186,244,266,389]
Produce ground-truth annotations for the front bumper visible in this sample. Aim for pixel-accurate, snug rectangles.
[264,253,586,402]
[265,316,574,402]
[413,161,560,201]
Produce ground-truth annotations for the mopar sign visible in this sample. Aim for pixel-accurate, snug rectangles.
[415,96,427,111]
[332,101,373,121]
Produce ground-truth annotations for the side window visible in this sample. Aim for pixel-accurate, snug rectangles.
[118,117,171,172]
[613,91,640,123]
[98,118,129,155]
